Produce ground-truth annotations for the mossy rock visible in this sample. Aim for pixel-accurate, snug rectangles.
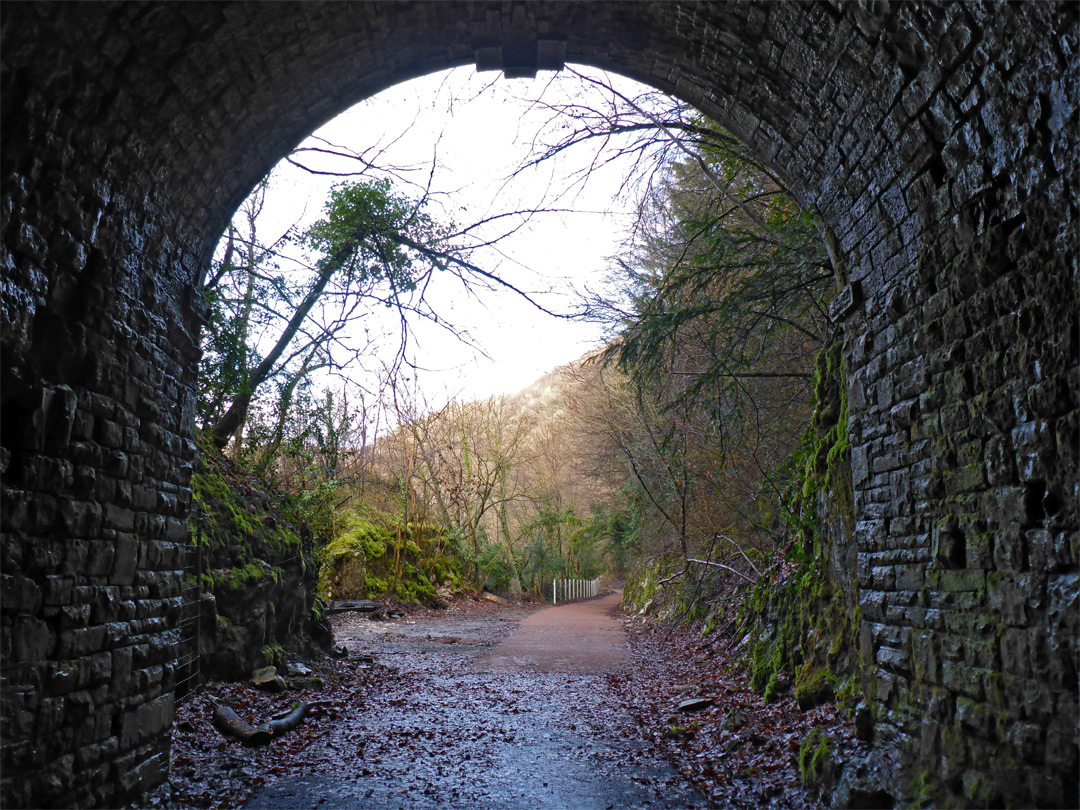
[736,338,862,724]
[260,644,287,671]
[621,562,661,614]
[748,628,786,698]
[318,505,459,606]
[204,560,282,593]
[795,661,837,710]
[798,728,836,790]
[763,672,782,704]
[364,575,388,596]
[835,673,862,715]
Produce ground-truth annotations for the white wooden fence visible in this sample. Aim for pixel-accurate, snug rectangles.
[551,578,600,604]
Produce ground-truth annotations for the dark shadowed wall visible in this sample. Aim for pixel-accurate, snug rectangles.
[1,2,1076,806]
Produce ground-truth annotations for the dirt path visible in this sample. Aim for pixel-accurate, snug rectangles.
[245,594,702,809]
[478,591,628,673]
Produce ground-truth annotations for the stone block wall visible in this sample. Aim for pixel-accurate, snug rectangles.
[2,8,205,804]
[1,2,1076,807]
[0,209,199,802]
[0,159,202,810]
[847,195,1078,805]
[825,5,1079,803]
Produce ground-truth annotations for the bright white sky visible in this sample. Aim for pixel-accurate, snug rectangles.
[243,65,654,414]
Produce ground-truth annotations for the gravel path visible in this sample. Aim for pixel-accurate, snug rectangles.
[245,593,703,809]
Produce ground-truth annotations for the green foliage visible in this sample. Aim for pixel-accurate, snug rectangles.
[567,506,620,580]
[509,503,630,595]
[199,169,464,469]
[475,541,514,592]
[189,432,316,574]
[518,538,566,594]
[197,180,277,432]
[598,119,830,624]
[302,178,438,296]
[198,283,259,428]
[604,128,830,419]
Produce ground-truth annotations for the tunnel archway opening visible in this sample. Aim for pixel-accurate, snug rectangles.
[191,54,832,687]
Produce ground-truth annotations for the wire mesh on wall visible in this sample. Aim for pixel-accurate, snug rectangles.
[174,508,203,704]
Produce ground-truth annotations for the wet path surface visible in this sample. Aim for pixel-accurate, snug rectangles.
[246,594,702,809]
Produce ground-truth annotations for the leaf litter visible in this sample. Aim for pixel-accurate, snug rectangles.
[130,595,863,809]
[610,608,869,808]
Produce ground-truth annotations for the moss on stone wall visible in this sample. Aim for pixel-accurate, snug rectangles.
[622,560,671,615]
[189,433,323,680]
[319,507,462,606]
[190,436,313,564]
[738,339,862,713]
[622,557,723,624]
[621,339,864,717]
[799,727,837,790]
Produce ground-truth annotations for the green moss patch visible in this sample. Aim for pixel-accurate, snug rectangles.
[319,506,461,606]
[798,728,835,789]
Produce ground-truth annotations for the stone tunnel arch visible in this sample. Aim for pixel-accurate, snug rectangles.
[1,2,1076,807]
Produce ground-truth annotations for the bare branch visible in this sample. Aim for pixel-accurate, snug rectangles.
[685,558,757,584]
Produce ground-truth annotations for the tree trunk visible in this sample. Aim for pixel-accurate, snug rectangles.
[211,249,344,449]
[267,702,309,736]
[212,705,272,747]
